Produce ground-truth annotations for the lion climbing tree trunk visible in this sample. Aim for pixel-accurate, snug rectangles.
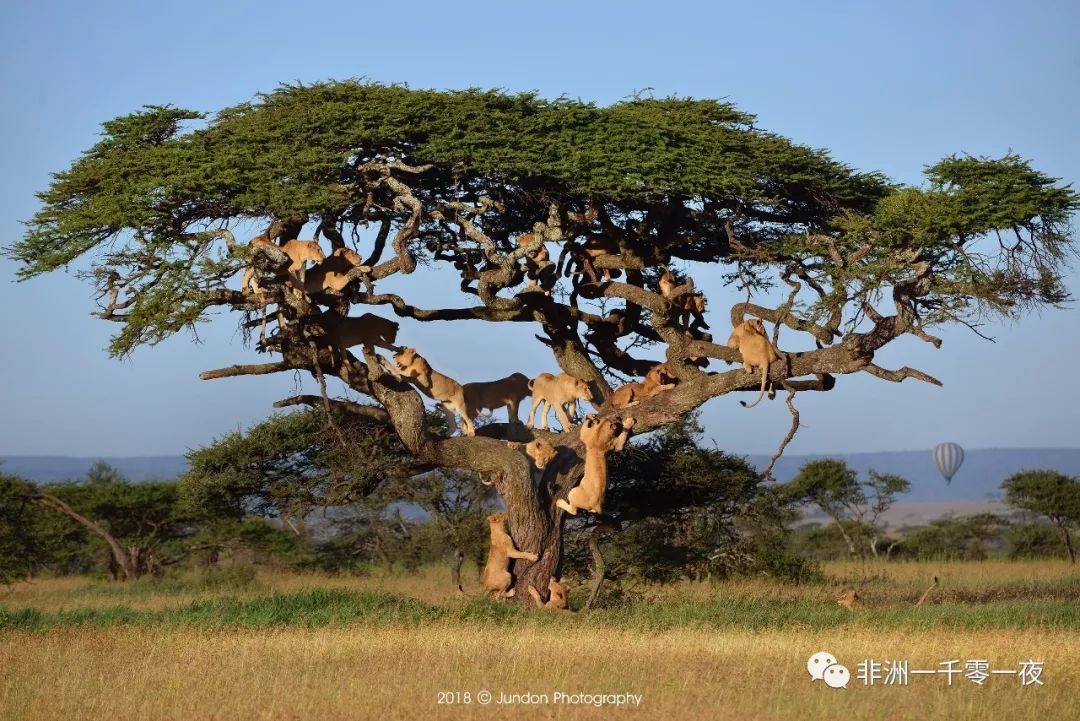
[503,449,586,601]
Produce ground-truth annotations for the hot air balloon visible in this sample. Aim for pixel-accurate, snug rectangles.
[932,442,964,484]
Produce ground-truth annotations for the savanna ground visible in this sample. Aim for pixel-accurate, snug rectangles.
[2,561,1078,721]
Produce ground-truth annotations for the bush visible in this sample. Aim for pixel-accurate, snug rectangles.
[1007,523,1067,559]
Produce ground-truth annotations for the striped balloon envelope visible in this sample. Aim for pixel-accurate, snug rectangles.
[932,442,965,484]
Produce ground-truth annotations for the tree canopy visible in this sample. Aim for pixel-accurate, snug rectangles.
[8,80,1077,599]
[1002,470,1080,563]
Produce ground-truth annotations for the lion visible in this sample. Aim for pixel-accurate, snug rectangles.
[565,236,623,285]
[481,512,539,598]
[837,577,938,611]
[608,362,678,408]
[313,311,400,361]
[506,439,558,470]
[382,347,475,436]
[528,577,570,610]
[555,415,635,515]
[242,236,325,294]
[526,372,594,431]
[727,318,779,408]
[517,233,553,291]
[462,372,531,424]
[304,247,371,296]
[678,292,709,332]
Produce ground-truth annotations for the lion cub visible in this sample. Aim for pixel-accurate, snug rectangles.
[527,372,594,431]
[609,362,678,408]
[727,319,779,408]
[507,439,558,470]
[556,415,634,515]
[481,512,539,598]
[383,347,475,436]
[463,372,532,424]
[528,577,570,610]
[304,247,370,296]
[837,577,938,610]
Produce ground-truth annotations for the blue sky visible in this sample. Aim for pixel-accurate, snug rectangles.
[1,0,1077,457]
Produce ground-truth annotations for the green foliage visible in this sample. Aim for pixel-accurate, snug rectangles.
[898,514,1009,561]
[786,459,911,559]
[1002,470,1080,523]
[1007,523,1068,560]
[38,466,195,577]
[12,82,1072,358]
[4,587,1078,634]
[572,414,813,584]
[181,407,411,523]
[792,521,876,562]
[0,475,46,583]
[1002,469,1080,563]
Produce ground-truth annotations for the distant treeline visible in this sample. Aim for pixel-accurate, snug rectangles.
[3,409,1078,589]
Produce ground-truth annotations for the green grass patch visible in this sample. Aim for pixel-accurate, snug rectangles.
[3,588,1078,634]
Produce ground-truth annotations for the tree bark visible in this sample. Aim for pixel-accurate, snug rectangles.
[1057,521,1076,564]
[585,527,606,610]
[450,549,466,595]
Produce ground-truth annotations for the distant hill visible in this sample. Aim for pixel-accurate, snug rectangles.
[0,455,189,482]
[3,448,1078,504]
[746,447,1080,502]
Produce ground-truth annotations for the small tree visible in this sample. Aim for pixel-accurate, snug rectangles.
[29,465,193,581]
[1002,470,1080,563]
[386,469,498,592]
[786,459,910,559]
[181,407,420,535]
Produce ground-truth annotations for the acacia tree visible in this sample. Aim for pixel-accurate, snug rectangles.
[1002,470,1080,563]
[7,81,1077,601]
[786,459,911,559]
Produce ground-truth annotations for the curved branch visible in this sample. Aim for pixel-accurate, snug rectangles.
[862,363,943,386]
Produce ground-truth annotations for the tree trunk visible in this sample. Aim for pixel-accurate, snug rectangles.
[34,491,140,581]
[585,527,606,610]
[506,449,587,603]
[831,515,858,558]
[450,549,466,595]
[1057,521,1076,564]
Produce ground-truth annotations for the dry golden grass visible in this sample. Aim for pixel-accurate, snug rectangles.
[1,625,1075,721]
[2,561,1078,720]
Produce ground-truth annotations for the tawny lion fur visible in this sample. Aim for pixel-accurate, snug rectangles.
[507,439,558,470]
[481,512,538,598]
[528,577,570,610]
[556,414,635,515]
[463,372,532,424]
[566,236,623,285]
[727,319,779,408]
[304,247,370,296]
[838,577,938,611]
[526,373,594,431]
[242,236,325,294]
[383,347,475,436]
[315,311,401,360]
[658,267,682,299]
[517,233,552,290]
[609,362,678,408]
